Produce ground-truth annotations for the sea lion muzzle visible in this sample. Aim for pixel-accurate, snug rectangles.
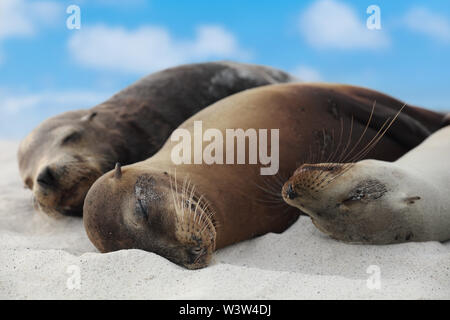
[285,184,298,200]
[36,166,57,188]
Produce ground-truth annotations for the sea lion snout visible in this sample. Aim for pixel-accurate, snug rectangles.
[31,154,104,217]
[281,178,305,208]
[36,166,57,188]
[284,163,346,201]
[285,184,298,200]
[282,163,351,218]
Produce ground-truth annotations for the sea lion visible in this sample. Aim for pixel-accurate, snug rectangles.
[282,121,450,244]
[83,83,444,269]
[17,61,296,218]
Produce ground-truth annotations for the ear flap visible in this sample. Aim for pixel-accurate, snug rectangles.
[114,162,122,179]
[81,112,98,122]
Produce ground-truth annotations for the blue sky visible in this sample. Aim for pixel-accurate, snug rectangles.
[0,0,449,139]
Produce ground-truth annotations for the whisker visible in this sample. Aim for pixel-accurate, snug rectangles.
[307,103,406,191]
[341,101,376,162]
[336,114,354,163]
[347,117,390,162]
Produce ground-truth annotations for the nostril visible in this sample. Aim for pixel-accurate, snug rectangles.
[37,167,56,188]
[286,184,298,200]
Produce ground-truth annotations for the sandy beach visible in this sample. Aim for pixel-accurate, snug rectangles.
[1,140,449,299]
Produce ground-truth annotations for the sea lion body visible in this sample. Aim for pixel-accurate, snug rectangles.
[17,62,296,217]
[83,83,444,269]
[282,125,450,244]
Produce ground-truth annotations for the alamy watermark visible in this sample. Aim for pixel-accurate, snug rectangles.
[170,121,279,175]
[66,5,81,30]
[367,5,381,30]
[66,265,81,290]
[366,265,381,290]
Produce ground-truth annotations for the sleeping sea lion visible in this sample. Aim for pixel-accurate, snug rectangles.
[282,123,450,244]
[18,61,296,217]
[83,83,444,269]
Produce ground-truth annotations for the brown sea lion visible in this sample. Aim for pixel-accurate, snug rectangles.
[83,83,444,269]
[17,61,296,217]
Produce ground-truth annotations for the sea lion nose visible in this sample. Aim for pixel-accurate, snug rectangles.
[37,166,57,188]
[286,184,298,200]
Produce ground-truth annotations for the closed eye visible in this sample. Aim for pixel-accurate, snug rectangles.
[136,199,148,219]
[342,190,365,204]
[61,132,81,145]
[342,195,364,205]
[191,247,204,255]
[345,194,364,201]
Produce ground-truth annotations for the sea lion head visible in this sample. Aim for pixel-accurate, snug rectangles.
[282,160,419,243]
[83,164,216,270]
[18,110,121,217]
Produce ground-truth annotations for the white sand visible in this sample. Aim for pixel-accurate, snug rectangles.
[0,140,449,299]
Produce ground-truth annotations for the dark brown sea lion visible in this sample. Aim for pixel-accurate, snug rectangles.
[83,83,444,269]
[17,61,296,217]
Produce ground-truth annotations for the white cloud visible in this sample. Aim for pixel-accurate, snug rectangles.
[299,0,389,49]
[68,24,250,74]
[403,7,450,43]
[293,65,322,82]
[0,0,62,62]
[0,0,61,38]
[0,0,33,38]
[190,26,245,57]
